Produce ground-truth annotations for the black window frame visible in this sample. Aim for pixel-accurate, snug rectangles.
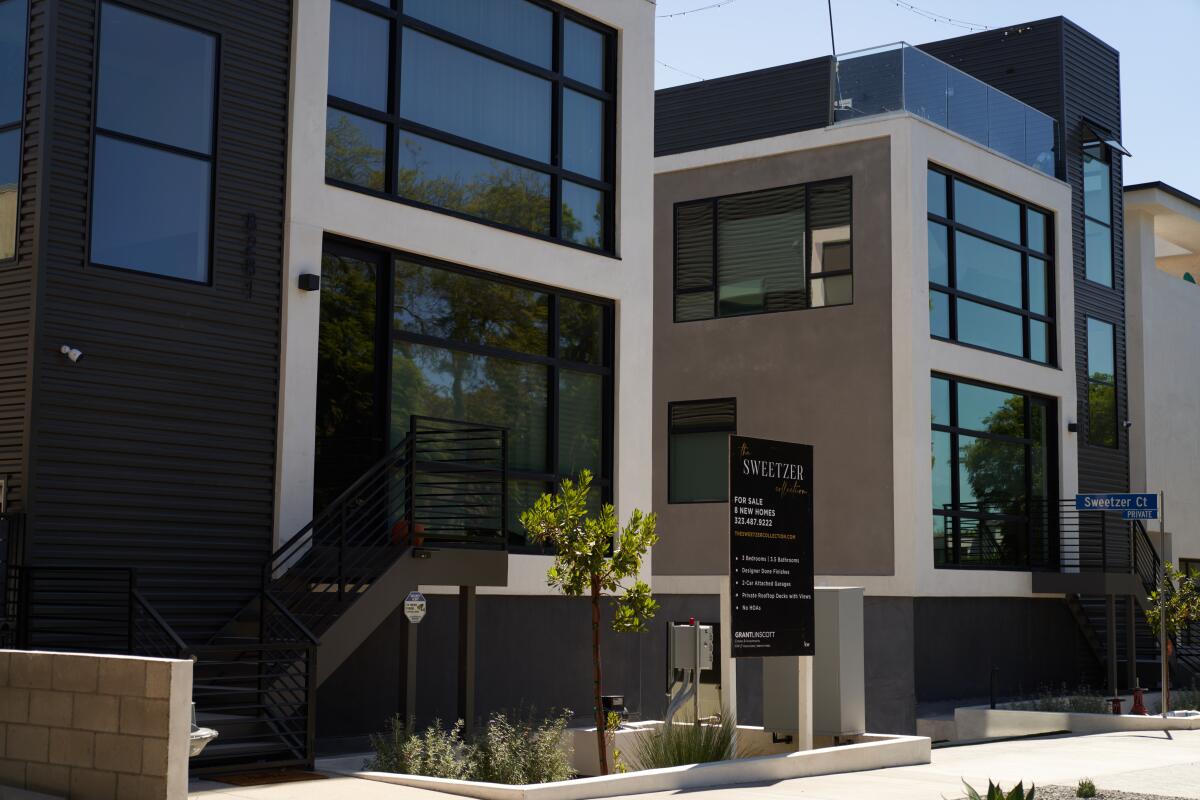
[1082,138,1115,289]
[1084,315,1118,450]
[1181,558,1200,581]
[667,397,736,505]
[928,166,1057,366]
[671,177,854,323]
[325,0,617,256]
[321,234,615,552]
[0,0,29,265]
[931,372,1059,571]
[85,1,220,286]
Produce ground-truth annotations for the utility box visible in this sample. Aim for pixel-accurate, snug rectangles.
[762,586,865,737]
[669,622,714,672]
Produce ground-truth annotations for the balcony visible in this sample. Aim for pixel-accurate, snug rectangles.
[832,43,1056,176]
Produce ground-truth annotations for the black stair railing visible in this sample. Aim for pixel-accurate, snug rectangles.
[264,416,507,637]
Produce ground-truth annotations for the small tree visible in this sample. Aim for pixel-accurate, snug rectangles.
[520,470,657,776]
[1145,562,1200,639]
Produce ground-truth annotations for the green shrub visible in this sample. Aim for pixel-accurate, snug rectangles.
[365,717,469,779]
[469,709,574,784]
[1170,685,1200,711]
[1007,684,1108,714]
[630,714,737,770]
[962,779,1036,800]
[1076,777,1096,797]
[365,710,574,785]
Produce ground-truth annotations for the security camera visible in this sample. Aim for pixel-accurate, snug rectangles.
[1123,419,1134,430]
[59,345,83,363]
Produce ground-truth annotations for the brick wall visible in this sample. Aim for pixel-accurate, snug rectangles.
[0,650,191,799]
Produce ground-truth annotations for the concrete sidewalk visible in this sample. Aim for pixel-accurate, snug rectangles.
[188,729,1200,799]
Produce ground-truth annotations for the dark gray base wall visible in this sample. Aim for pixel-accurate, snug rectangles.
[315,592,1097,750]
[913,596,1102,704]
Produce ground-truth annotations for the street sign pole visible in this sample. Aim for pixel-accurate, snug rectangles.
[1161,490,1168,719]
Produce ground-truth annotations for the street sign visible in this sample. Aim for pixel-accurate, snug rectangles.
[1075,493,1159,520]
[728,435,814,658]
[404,590,427,624]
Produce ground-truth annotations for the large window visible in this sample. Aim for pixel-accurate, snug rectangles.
[673,178,853,322]
[325,0,615,253]
[928,167,1055,364]
[1083,141,1113,287]
[1086,317,1117,449]
[668,399,735,503]
[931,374,1055,569]
[89,4,217,282]
[317,240,613,547]
[0,0,28,262]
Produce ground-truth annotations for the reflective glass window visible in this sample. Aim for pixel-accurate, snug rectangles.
[1,0,28,124]
[90,4,216,281]
[96,3,216,154]
[955,231,1022,307]
[563,89,603,179]
[1085,218,1113,287]
[326,108,386,191]
[561,181,605,249]
[404,0,553,68]
[669,399,735,503]
[1087,317,1117,448]
[396,131,551,235]
[953,179,1021,244]
[558,297,604,364]
[956,298,1023,357]
[328,1,390,112]
[564,19,605,89]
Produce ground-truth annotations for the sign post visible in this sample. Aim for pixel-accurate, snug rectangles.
[728,435,815,748]
[1161,491,1168,719]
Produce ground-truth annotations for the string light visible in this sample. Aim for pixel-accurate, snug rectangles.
[892,1,989,31]
[657,59,705,81]
[658,0,740,19]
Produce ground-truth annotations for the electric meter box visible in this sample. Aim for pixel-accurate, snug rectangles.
[669,623,714,672]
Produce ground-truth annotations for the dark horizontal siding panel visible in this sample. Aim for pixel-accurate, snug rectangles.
[655,57,832,157]
[1061,20,1127,493]
[28,0,292,642]
[0,0,43,512]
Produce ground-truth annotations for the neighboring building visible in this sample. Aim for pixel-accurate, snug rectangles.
[0,0,656,771]
[652,18,1171,734]
[1125,182,1200,575]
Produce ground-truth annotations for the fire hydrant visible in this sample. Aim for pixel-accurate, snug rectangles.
[1131,686,1149,715]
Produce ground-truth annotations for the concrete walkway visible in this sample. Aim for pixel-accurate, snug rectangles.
[188,729,1200,799]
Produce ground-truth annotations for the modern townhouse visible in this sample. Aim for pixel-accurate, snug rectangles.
[1125,182,1200,575]
[0,0,655,772]
[651,18,1176,734]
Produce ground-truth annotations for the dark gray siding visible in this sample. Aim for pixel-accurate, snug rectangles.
[925,18,1128,493]
[0,0,40,513]
[27,0,291,641]
[654,57,831,157]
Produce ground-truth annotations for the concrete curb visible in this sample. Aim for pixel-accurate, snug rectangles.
[339,734,931,800]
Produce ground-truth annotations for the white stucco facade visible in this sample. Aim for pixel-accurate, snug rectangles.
[653,113,1077,600]
[1125,185,1200,567]
[276,0,656,594]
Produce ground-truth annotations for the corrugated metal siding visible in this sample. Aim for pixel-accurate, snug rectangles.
[27,0,291,641]
[1062,19,1127,493]
[0,0,41,514]
[654,57,832,157]
[923,19,1128,494]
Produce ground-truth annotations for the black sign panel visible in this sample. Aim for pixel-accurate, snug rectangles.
[729,435,814,658]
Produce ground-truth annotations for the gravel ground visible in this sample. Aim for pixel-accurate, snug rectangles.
[1029,786,1191,800]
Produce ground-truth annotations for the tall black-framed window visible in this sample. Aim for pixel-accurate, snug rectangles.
[928,166,1055,365]
[931,373,1056,569]
[88,3,218,283]
[673,178,853,322]
[668,398,735,504]
[1083,140,1114,288]
[0,0,28,263]
[325,0,616,254]
[317,237,614,549]
[1085,316,1117,449]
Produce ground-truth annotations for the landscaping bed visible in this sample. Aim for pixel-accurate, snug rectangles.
[1035,788,1192,800]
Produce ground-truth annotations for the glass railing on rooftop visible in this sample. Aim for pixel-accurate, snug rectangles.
[832,43,1056,176]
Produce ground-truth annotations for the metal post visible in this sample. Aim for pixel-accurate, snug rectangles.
[1125,595,1137,691]
[458,586,476,730]
[1106,593,1118,698]
[693,618,701,726]
[1160,490,1169,718]
[405,618,419,729]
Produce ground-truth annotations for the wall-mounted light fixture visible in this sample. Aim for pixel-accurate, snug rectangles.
[59,345,83,363]
[1067,422,1079,433]
[298,274,321,292]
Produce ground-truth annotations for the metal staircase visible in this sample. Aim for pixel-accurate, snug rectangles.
[0,416,509,775]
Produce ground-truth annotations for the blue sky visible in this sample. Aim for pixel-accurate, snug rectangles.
[654,0,1200,197]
